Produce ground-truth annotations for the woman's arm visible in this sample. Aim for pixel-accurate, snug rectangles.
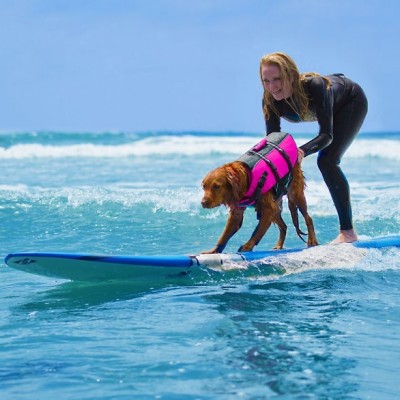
[300,77,334,157]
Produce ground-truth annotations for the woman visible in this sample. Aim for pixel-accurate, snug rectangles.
[260,52,368,243]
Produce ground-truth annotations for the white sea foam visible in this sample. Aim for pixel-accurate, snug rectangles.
[1,135,399,160]
[1,184,399,224]
[0,185,203,214]
[345,139,400,160]
[264,244,368,273]
[191,243,400,276]
[247,244,400,279]
[0,136,250,159]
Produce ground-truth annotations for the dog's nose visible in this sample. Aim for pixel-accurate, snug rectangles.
[201,199,209,208]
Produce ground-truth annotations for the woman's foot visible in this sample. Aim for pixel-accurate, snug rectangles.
[330,229,358,244]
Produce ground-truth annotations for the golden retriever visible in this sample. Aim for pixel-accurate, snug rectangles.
[201,133,318,253]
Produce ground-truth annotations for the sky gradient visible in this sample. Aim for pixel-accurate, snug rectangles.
[1,0,399,134]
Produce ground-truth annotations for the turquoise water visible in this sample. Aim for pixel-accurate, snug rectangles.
[1,131,399,399]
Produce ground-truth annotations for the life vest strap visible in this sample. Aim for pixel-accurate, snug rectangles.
[247,150,281,183]
[266,142,294,175]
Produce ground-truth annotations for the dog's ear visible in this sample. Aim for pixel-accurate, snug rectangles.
[226,169,242,202]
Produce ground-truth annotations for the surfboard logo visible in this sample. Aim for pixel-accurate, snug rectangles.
[14,258,37,265]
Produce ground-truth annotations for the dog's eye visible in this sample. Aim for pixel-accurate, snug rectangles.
[212,183,221,190]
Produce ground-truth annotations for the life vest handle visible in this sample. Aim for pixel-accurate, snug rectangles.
[247,150,281,183]
[266,142,294,174]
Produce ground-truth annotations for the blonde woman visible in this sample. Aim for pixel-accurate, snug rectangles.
[260,52,368,243]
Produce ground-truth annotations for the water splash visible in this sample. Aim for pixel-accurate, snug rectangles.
[201,245,400,282]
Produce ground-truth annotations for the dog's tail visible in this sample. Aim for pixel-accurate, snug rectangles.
[288,203,308,243]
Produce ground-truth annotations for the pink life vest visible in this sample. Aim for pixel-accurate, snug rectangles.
[237,132,298,206]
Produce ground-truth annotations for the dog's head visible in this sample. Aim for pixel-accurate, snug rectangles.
[201,162,247,209]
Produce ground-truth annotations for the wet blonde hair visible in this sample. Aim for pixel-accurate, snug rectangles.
[260,52,331,120]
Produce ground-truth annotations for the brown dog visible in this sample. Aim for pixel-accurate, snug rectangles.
[201,134,318,253]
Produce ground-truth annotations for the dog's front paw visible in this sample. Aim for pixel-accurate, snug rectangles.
[238,243,254,253]
[200,246,221,254]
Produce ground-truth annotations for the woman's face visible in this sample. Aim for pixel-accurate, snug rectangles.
[261,63,293,100]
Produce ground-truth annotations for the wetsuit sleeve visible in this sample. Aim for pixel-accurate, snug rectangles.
[264,103,281,135]
[299,77,334,157]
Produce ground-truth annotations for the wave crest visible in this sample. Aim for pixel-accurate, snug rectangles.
[1,135,400,160]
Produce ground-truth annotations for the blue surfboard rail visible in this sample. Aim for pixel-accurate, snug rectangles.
[232,235,400,263]
[4,252,193,268]
[351,235,400,249]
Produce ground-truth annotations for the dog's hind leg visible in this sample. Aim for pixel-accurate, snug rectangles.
[288,193,318,247]
[300,207,318,247]
[288,192,318,247]
[297,207,318,246]
[273,210,287,249]
[287,164,318,247]
[288,199,307,243]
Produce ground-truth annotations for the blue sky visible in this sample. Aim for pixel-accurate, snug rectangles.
[0,0,399,133]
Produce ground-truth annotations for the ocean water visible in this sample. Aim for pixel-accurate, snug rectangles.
[0,130,399,399]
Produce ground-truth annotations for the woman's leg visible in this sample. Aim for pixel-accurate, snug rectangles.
[317,85,368,242]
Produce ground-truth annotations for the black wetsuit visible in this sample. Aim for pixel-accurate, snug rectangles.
[265,74,368,230]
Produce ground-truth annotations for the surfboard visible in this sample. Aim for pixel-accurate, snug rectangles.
[4,235,400,282]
